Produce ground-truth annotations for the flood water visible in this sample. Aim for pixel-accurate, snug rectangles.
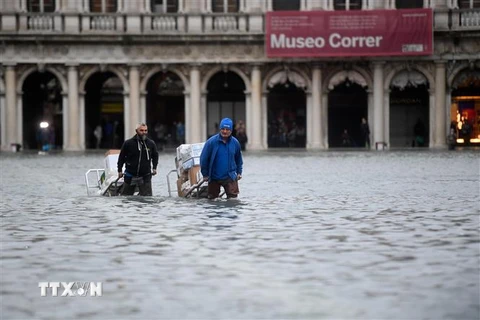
[1,149,479,320]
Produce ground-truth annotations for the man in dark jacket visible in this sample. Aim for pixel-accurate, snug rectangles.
[117,123,159,196]
[200,118,243,199]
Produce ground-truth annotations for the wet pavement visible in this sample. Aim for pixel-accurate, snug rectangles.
[1,149,479,319]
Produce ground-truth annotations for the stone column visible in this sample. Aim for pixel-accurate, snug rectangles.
[321,90,329,148]
[372,61,385,149]
[123,92,131,140]
[367,89,374,149]
[384,88,391,148]
[66,64,81,150]
[428,88,435,147]
[140,91,147,124]
[201,90,207,142]
[183,90,190,143]
[308,66,324,149]
[61,92,68,150]
[306,90,313,148]
[249,64,263,150]
[0,89,5,150]
[434,61,447,148]
[16,91,22,149]
[261,91,268,148]
[129,65,140,134]
[244,90,252,149]
[189,64,202,144]
[79,91,86,149]
[5,65,17,150]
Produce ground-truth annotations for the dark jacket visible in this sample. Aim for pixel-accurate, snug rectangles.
[117,135,158,177]
[200,133,243,181]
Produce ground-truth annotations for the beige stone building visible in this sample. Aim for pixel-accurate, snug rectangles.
[0,0,479,151]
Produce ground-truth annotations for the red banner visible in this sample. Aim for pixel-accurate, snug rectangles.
[266,9,433,57]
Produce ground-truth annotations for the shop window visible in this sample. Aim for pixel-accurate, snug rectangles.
[459,0,480,8]
[27,0,55,12]
[212,0,239,12]
[395,0,424,9]
[151,0,178,13]
[333,0,362,10]
[272,0,300,11]
[90,0,117,13]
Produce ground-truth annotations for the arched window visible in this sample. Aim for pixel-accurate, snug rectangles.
[395,0,424,9]
[212,0,239,13]
[151,0,179,13]
[27,0,55,12]
[90,0,117,13]
[272,0,300,11]
[458,0,480,8]
[333,0,362,10]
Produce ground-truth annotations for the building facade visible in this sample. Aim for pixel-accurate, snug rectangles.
[0,0,479,151]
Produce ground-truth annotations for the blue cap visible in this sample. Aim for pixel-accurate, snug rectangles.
[220,118,233,130]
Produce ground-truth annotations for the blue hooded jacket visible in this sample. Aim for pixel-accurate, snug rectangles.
[200,133,243,181]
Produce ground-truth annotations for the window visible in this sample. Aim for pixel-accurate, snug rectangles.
[90,0,117,13]
[212,0,239,13]
[459,0,480,8]
[395,0,423,8]
[151,0,179,13]
[333,0,362,10]
[272,0,300,11]
[27,0,55,12]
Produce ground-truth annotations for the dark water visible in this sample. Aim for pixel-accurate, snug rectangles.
[1,150,479,320]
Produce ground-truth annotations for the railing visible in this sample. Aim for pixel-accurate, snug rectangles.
[459,9,480,28]
[1,10,478,34]
[16,12,61,32]
[143,13,184,32]
[81,13,124,32]
[211,14,240,31]
[27,14,54,30]
[91,15,116,30]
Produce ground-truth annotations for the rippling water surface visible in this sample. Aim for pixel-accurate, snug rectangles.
[1,150,479,320]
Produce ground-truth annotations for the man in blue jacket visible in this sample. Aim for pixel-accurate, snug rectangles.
[200,118,243,199]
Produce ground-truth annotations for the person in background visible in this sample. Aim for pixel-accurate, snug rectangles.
[341,129,352,147]
[93,124,103,149]
[360,117,370,149]
[117,123,159,196]
[234,120,248,151]
[200,117,243,199]
[447,128,456,150]
[413,118,426,147]
[176,121,185,145]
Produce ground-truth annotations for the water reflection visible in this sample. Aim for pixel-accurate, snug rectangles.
[1,150,479,319]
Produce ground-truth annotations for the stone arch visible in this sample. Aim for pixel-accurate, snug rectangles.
[79,65,129,93]
[201,65,251,92]
[17,66,68,93]
[323,66,373,93]
[385,65,433,90]
[386,64,432,148]
[141,66,190,93]
[263,66,311,92]
[448,61,480,89]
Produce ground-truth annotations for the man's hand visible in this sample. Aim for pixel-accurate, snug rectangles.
[203,176,209,182]
[237,174,242,180]
[152,169,157,176]
[118,172,124,179]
